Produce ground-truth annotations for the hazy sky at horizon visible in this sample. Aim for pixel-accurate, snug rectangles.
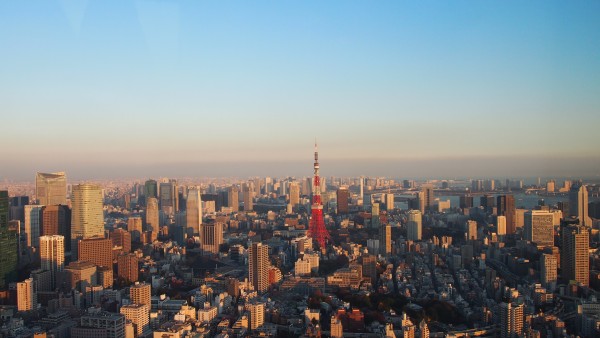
[1,1,599,180]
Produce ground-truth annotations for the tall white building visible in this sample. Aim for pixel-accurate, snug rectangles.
[407,210,422,241]
[146,197,159,235]
[71,184,104,260]
[39,235,65,290]
[17,278,35,311]
[496,216,507,236]
[569,183,592,226]
[248,302,265,330]
[186,188,202,236]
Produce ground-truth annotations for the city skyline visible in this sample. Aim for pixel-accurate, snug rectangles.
[1,1,600,180]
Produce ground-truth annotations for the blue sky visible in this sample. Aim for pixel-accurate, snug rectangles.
[1,1,599,179]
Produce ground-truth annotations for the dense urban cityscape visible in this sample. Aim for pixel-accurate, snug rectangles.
[0,144,599,338]
[3,2,599,338]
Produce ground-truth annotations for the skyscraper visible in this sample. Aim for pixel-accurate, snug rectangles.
[407,210,422,241]
[186,188,202,236]
[227,185,239,211]
[385,193,395,211]
[159,180,178,215]
[200,222,223,255]
[561,225,589,286]
[497,195,516,234]
[243,182,254,211]
[496,216,507,236]
[379,224,392,256]
[419,184,435,213]
[24,205,44,247]
[41,205,71,251]
[145,197,159,236]
[569,183,591,227]
[249,242,269,293]
[499,301,524,338]
[371,203,380,228]
[466,220,477,241]
[144,179,158,200]
[71,184,104,260]
[0,191,18,288]
[336,187,349,214]
[39,235,65,290]
[17,278,35,311]
[36,172,67,206]
[289,182,300,208]
[524,210,554,247]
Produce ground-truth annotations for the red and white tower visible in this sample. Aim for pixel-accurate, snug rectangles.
[308,142,330,250]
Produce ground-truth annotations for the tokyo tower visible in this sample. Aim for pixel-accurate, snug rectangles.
[308,142,330,250]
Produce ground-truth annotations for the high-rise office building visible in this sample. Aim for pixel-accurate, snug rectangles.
[524,211,554,247]
[419,184,435,213]
[71,184,104,260]
[39,235,65,290]
[497,195,516,234]
[17,278,35,311]
[9,196,29,223]
[117,253,138,283]
[0,191,18,289]
[289,182,300,208]
[186,188,202,236]
[379,224,392,256]
[407,210,422,241]
[42,205,71,251]
[336,187,349,214]
[561,225,589,286]
[145,197,159,236]
[144,179,158,200]
[200,222,223,255]
[159,180,178,215]
[243,182,254,211]
[569,183,591,227]
[130,282,151,307]
[36,172,67,206]
[228,186,239,211]
[540,254,557,291]
[249,242,269,293]
[78,237,113,269]
[24,205,44,247]
[30,269,52,293]
[499,301,524,338]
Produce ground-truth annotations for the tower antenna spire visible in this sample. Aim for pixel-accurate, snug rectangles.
[308,140,330,252]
